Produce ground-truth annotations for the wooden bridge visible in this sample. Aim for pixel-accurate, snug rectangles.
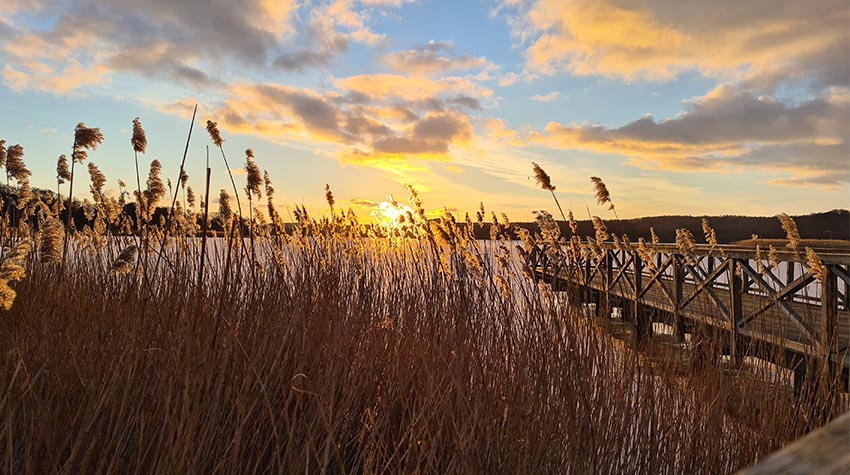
[526,242,850,392]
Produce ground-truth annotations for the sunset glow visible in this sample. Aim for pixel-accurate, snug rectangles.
[0,0,846,220]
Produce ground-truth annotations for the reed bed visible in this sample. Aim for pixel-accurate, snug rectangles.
[0,121,837,474]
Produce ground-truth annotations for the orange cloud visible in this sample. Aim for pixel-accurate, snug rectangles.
[508,0,848,85]
[2,60,110,94]
[531,85,850,185]
[333,74,493,101]
[379,41,489,76]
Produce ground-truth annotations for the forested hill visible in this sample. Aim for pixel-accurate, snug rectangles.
[489,210,850,244]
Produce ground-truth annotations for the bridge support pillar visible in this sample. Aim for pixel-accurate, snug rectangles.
[633,255,651,342]
[728,258,744,367]
[818,265,839,420]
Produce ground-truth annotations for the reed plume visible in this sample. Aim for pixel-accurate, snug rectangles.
[676,228,696,263]
[143,159,166,219]
[777,213,801,251]
[72,123,104,164]
[590,176,619,220]
[219,190,233,227]
[0,140,6,170]
[805,247,826,281]
[264,171,282,232]
[701,217,719,254]
[531,162,567,223]
[0,282,15,311]
[6,144,29,182]
[592,216,608,246]
[245,149,262,200]
[87,162,107,203]
[16,180,32,210]
[263,171,275,200]
[39,218,64,264]
[130,118,147,238]
[325,184,335,213]
[768,245,780,271]
[64,123,104,266]
[110,245,138,274]
[206,120,224,147]
[532,162,555,191]
[187,186,196,209]
[533,210,560,244]
[0,239,31,283]
[131,117,147,153]
[568,209,578,235]
[206,119,244,241]
[54,155,70,185]
[636,237,656,271]
[489,212,501,241]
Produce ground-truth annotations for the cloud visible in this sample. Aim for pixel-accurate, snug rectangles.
[379,41,488,75]
[530,91,564,102]
[532,85,850,185]
[370,111,472,155]
[273,14,349,72]
[359,0,416,6]
[498,72,519,87]
[349,198,381,207]
[2,61,110,94]
[502,0,849,90]
[0,0,411,93]
[196,70,484,174]
[333,73,493,102]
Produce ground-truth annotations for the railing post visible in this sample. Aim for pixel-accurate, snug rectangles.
[820,264,838,417]
[786,260,795,286]
[728,258,743,367]
[673,255,685,341]
[634,253,650,341]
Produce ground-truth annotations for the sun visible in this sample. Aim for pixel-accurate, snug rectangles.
[372,195,414,228]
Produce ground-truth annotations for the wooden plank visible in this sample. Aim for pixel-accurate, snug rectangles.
[734,411,850,475]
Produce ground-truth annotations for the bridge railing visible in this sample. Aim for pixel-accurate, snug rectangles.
[526,242,850,368]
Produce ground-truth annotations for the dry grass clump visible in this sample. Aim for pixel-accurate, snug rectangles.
[0,120,838,474]
[0,224,812,474]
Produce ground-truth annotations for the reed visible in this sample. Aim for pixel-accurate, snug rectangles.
[531,162,568,223]
[0,117,843,474]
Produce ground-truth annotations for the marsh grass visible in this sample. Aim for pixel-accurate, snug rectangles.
[0,232,818,474]
[0,122,841,474]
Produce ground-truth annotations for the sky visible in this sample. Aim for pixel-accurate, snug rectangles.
[0,0,847,222]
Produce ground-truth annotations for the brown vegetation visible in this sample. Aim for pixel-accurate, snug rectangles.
[0,120,841,473]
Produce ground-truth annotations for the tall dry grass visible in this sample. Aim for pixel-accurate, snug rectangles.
[0,121,839,473]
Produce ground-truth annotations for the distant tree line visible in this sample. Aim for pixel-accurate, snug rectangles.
[487,210,849,244]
